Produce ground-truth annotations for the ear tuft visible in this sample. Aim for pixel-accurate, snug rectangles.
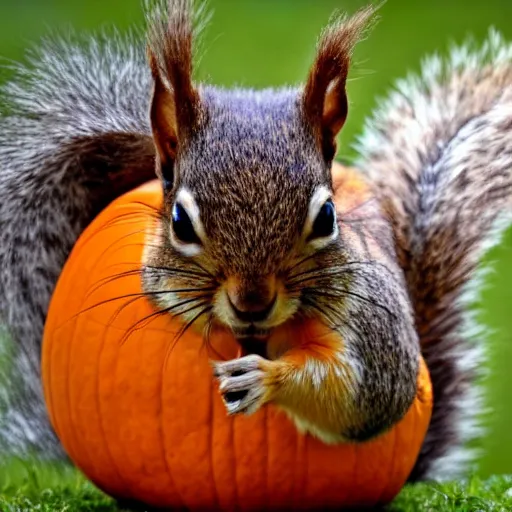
[146,0,210,185]
[304,4,378,161]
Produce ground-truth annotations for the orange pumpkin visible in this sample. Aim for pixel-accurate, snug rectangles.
[42,175,433,510]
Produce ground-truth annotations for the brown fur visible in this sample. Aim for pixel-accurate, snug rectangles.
[303,5,377,160]
[147,0,201,138]
[142,0,419,448]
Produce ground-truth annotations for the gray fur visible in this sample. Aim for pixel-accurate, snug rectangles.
[355,28,512,480]
[0,31,156,457]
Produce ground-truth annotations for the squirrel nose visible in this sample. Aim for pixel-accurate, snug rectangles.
[226,275,277,323]
[229,296,277,323]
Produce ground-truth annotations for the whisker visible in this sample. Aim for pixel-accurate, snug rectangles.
[119,297,212,346]
[288,260,394,286]
[173,304,213,345]
[83,268,143,299]
[79,211,160,247]
[286,253,319,274]
[104,294,149,330]
[144,264,213,281]
[97,241,176,253]
[80,288,216,318]
[81,262,205,301]
[300,296,342,328]
[304,288,396,318]
[163,303,213,368]
[201,315,224,360]
[79,229,158,268]
[130,200,165,216]
[163,304,213,368]
[100,210,161,226]
[119,308,170,346]
[289,260,380,281]
[287,268,355,288]
[187,259,215,279]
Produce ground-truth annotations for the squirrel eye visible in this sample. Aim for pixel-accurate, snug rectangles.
[171,203,201,245]
[310,200,336,239]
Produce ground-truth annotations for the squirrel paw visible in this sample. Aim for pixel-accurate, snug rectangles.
[212,355,274,415]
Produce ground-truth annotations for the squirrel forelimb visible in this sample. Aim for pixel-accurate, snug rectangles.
[211,164,421,444]
[214,308,414,443]
[213,323,359,443]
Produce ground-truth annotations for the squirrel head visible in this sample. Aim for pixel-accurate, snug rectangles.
[143,0,376,346]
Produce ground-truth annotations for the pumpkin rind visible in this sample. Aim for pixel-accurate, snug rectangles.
[42,179,433,510]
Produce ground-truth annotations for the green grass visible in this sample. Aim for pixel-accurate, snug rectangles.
[391,478,512,512]
[1,461,512,511]
[0,460,113,512]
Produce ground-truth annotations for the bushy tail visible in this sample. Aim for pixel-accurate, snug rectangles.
[355,29,512,481]
[0,31,156,458]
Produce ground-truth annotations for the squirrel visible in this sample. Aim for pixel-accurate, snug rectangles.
[0,0,511,485]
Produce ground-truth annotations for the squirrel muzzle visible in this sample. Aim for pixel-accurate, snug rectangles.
[225,275,277,324]
[224,275,280,357]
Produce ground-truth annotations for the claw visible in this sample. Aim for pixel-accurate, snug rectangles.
[213,354,263,376]
[223,387,265,415]
[219,370,263,393]
[212,354,268,416]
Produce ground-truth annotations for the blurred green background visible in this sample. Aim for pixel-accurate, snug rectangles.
[0,0,510,477]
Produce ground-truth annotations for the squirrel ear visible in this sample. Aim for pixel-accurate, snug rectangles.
[146,0,202,187]
[303,5,377,161]
[148,51,179,183]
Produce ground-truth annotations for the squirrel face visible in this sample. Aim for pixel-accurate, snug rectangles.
[143,87,341,343]
[142,1,375,350]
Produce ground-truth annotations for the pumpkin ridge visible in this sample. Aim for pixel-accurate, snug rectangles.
[231,417,241,511]
[350,441,359,504]
[74,208,148,264]
[208,370,221,510]
[81,314,174,333]
[352,434,377,503]
[94,315,128,491]
[97,277,138,494]
[50,207,135,491]
[66,281,97,482]
[229,400,238,511]
[136,323,180,503]
[397,392,421,498]
[88,219,148,493]
[47,314,74,457]
[43,305,58,441]
[291,425,299,511]
[263,407,269,511]
[94,256,147,493]
[71,241,127,490]
[159,337,186,509]
[376,406,400,505]
[299,432,308,509]
[49,221,146,337]
[105,202,178,502]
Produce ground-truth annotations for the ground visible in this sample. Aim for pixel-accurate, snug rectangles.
[1,460,511,512]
